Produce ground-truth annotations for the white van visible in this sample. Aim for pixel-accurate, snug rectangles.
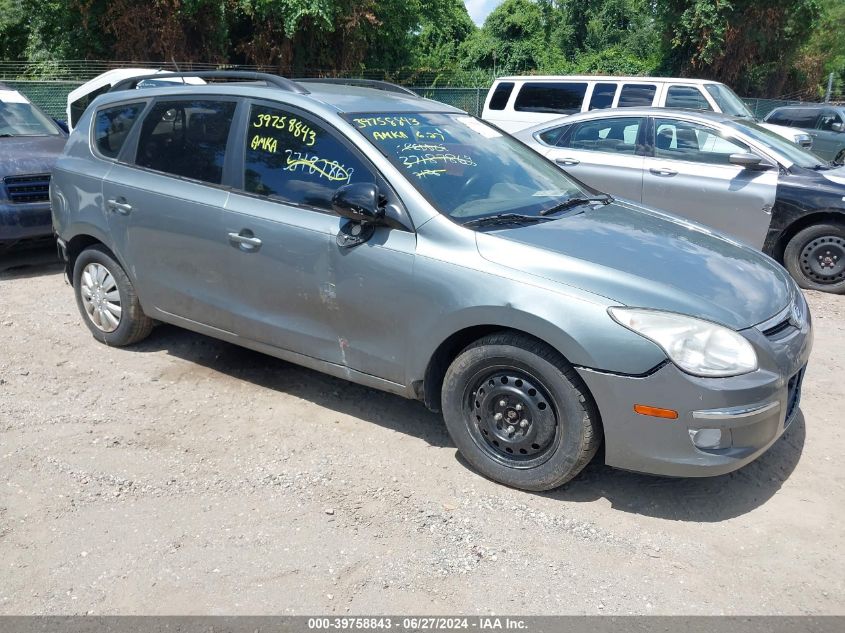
[481,75,811,147]
[66,69,205,131]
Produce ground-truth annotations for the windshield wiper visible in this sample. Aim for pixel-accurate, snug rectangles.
[462,213,552,228]
[539,194,613,216]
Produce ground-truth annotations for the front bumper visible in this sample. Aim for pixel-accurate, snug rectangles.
[577,300,812,477]
[0,201,53,243]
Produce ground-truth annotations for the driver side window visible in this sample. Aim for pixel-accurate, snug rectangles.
[243,104,375,211]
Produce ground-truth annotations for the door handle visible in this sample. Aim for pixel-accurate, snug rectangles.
[555,158,580,166]
[228,231,262,249]
[649,167,678,177]
[106,198,133,215]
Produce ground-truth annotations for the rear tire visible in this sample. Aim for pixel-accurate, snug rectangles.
[783,223,845,294]
[73,245,153,346]
[441,332,601,491]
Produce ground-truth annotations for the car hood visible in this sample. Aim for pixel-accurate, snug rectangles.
[475,201,794,330]
[759,122,803,141]
[0,135,66,177]
[819,164,845,186]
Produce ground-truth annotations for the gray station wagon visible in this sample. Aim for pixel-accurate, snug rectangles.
[51,72,812,491]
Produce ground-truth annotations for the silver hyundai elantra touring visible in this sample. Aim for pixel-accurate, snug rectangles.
[50,73,812,491]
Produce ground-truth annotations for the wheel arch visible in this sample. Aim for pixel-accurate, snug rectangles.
[770,209,845,263]
[63,226,124,286]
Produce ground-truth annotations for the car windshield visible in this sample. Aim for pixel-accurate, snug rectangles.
[705,84,754,119]
[0,96,62,136]
[347,112,585,221]
[726,119,828,169]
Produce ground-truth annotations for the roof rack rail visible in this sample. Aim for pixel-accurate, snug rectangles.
[108,71,310,95]
[295,78,417,96]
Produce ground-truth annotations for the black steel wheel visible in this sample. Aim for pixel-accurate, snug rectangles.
[784,223,845,294]
[465,368,559,467]
[441,332,601,491]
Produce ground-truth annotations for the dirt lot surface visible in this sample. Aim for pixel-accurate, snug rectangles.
[1,247,843,616]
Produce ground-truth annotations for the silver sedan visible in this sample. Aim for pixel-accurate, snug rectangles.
[514,108,845,293]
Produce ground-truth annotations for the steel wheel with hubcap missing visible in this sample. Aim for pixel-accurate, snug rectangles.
[80,262,122,332]
[441,332,601,491]
[466,368,559,468]
[784,223,845,293]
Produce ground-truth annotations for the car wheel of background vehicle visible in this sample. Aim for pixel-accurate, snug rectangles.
[73,245,153,346]
[784,223,845,294]
[441,332,601,491]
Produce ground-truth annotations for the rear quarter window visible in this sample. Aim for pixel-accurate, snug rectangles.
[488,82,514,111]
[94,102,145,159]
[514,82,588,114]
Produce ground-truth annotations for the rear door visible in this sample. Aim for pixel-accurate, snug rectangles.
[101,96,239,331]
[641,116,778,248]
[541,116,646,201]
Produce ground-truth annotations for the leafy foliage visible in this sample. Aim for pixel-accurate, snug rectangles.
[0,0,841,98]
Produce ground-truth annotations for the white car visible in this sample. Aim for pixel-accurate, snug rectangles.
[66,69,205,131]
[482,75,813,149]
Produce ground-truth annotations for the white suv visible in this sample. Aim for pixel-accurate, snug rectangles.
[482,75,812,148]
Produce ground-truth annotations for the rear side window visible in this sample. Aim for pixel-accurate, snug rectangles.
[488,82,514,110]
[769,108,817,129]
[765,110,792,126]
[588,83,618,110]
[243,104,374,211]
[665,86,712,111]
[135,100,236,184]
[94,102,144,159]
[563,117,643,155]
[514,82,588,114]
[538,125,568,145]
[617,84,657,107]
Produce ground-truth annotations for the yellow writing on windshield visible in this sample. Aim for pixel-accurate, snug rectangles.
[353,116,420,129]
[250,134,278,153]
[250,111,316,147]
[373,130,408,141]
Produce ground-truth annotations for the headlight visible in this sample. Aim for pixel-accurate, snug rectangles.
[608,308,758,377]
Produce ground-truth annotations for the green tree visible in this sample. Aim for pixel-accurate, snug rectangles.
[657,0,822,96]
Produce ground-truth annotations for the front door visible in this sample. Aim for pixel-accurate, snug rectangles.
[642,117,778,249]
[224,101,414,382]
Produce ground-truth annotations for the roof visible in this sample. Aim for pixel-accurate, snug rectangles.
[495,75,722,85]
[92,80,463,117]
[67,68,206,105]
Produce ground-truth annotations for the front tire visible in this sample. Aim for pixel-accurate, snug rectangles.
[441,332,601,491]
[783,223,845,294]
[73,245,153,346]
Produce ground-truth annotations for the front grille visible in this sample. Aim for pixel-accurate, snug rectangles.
[785,369,804,425]
[4,174,51,204]
[762,318,793,338]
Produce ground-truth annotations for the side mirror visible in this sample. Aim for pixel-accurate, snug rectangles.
[832,122,845,133]
[332,182,384,223]
[729,152,769,169]
[332,183,384,248]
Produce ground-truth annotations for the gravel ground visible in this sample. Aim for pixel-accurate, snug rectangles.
[0,246,843,615]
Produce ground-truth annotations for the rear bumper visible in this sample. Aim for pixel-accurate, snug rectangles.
[0,201,53,242]
[577,305,812,477]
